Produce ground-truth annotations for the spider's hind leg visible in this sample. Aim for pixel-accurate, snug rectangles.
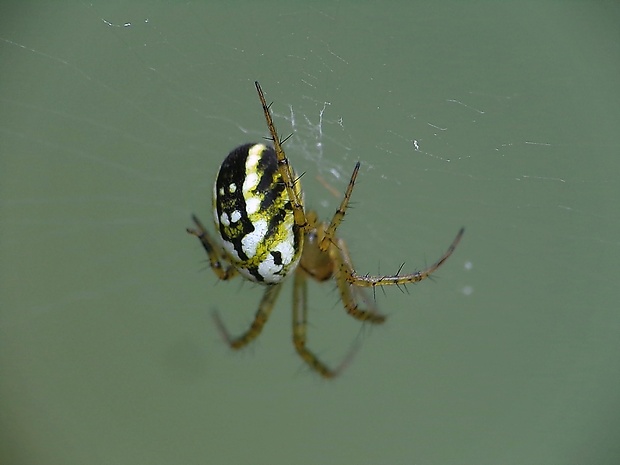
[213,284,282,350]
[292,270,355,378]
[187,214,237,280]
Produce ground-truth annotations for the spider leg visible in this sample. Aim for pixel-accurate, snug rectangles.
[343,227,465,287]
[319,162,360,252]
[331,238,386,324]
[292,270,355,378]
[213,283,282,349]
[187,214,237,280]
[254,81,306,230]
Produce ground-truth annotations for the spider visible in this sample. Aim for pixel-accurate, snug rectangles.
[187,81,464,378]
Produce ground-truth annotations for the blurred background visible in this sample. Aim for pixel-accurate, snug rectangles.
[1,2,619,464]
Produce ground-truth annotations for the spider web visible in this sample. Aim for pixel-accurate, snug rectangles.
[1,3,619,464]
[1,1,617,353]
[1,1,617,352]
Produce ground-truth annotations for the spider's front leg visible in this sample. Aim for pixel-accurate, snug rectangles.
[319,162,360,253]
[213,284,282,350]
[186,214,237,281]
[343,227,465,288]
[315,160,385,323]
[255,81,306,230]
[331,238,387,324]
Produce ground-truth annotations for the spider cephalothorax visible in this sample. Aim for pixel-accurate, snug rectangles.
[188,81,464,378]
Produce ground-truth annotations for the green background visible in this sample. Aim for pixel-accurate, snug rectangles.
[2,2,619,464]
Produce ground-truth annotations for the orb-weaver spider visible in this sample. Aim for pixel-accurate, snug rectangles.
[187,81,464,378]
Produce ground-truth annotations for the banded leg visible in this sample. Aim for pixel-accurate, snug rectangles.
[319,162,360,252]
[213,284,282,349]
[331,238,386,324]
[254,81,306,230]
[292,270,354,378]
[342,227,465,288]
[187,214,237,280]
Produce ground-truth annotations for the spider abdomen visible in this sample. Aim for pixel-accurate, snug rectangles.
[213,143,304,284]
